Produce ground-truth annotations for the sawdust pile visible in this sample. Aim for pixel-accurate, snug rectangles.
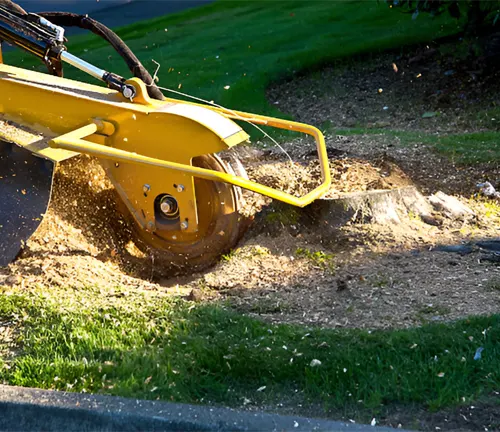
[245,154,411,199]
[5,156,160,289]
[1,128,499,332]
[1,141,411,290]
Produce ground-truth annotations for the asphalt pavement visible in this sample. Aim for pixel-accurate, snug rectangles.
[0,385,410,431]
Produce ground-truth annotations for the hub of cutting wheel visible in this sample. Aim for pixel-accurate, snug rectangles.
[155,194,179,219]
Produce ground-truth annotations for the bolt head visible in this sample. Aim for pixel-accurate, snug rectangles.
[160,200,172,215]
[143,184,151,195]
[180,221,188,230]
[177,184,185,193]
[122,85,135,99]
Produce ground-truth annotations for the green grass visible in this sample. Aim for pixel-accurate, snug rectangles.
[0,286,499,417]
[6,0,463,118]
[436,132,500,164]
[477,106,500,130]
[334,127,441,145]
[295,247,336,273]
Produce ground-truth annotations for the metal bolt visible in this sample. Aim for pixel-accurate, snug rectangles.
[177,184,185,193]
[160,200,172,215]
[159,195,178,217]
[122,85,136,99]
[180,221,188,230]
[143,184,151,195]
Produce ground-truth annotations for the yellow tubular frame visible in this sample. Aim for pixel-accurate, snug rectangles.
[50,114,331,208]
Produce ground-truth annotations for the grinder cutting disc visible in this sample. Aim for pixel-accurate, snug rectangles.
[0,139,54,266]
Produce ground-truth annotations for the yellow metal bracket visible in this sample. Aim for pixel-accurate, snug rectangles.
[49,116,331,208]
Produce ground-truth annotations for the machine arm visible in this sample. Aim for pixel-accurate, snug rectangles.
[0,4,137,98]
[0,0,164,100]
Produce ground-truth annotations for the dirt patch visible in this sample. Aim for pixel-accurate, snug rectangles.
[380,397,500,431]
[223,241,500,329]
[255,397,500,432]
[1,66,500,333]
[268,43,500,133]
[318,133,500,197]
[191,180,500,330]
[201,132,500,330]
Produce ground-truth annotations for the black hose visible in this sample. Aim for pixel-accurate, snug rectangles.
[0,0,164,100]
[38,12,165,100]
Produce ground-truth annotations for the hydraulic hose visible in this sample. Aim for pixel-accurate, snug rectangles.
[38,12,165,100]
[0,0,164,100]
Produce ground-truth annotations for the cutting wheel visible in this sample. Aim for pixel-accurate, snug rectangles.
[131,153,249,269]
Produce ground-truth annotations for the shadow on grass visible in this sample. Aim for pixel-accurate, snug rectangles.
[1,290,500,423]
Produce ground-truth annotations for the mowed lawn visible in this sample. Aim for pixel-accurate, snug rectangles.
[2,285,500,419]
[9,0,462,115]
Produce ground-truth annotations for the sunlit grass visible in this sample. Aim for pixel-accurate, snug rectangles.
[1,286,500,417]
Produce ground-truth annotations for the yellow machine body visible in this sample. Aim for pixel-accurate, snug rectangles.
[0,62,330,230]
[0,0,332,269]
[0,64,251,234]
[0,61,331,266]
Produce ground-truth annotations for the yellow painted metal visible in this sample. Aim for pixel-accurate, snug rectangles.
[50,119,330,208]
[0,61,331,238]
[124,80,331,204]
[0,63,249,233]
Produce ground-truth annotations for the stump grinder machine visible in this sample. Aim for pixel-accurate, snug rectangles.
[0,0,330,268]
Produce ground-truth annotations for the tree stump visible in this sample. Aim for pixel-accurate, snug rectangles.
[308,186,437,227]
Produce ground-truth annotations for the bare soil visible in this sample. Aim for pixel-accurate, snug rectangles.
[267,42,500,133]
[2,121,500,332]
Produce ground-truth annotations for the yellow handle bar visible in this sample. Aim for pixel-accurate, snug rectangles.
[49,114,331,208]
